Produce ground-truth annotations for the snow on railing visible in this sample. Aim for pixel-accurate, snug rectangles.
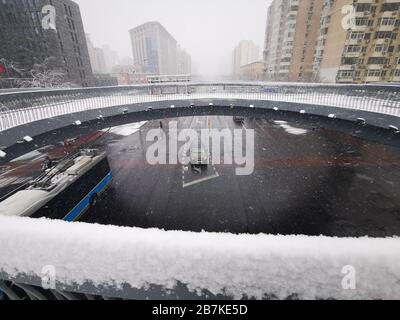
[1,83,400,299]
[0,216,400,300]
[0,82,399,132]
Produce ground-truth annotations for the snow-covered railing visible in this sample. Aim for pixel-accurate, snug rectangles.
[0,216,400,300]
[0,82,399,132]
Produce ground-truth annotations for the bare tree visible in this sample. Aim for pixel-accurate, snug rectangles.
[16,57,76,89]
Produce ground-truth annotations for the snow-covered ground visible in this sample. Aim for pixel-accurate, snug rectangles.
[0,215,399,300]
[104,121,148,137]
[1,92,399,132]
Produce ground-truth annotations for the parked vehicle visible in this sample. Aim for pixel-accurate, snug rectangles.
[0,149,112,222]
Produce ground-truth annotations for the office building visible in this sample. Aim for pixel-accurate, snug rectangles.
[0,0,93,87]
[129,22,191,75]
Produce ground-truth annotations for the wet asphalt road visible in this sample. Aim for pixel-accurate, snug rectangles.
[1,113,400,237]
[80,115,400,237]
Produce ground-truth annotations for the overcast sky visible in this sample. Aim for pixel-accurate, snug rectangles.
[74,0,272,77]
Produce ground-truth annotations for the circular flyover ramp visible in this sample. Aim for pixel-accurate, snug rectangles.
[1,106,399,238]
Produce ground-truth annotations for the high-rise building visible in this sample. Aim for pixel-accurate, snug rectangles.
[177,47,191,75]
[263,0,290,81]
[86,34,97,71]
[85,35,116,75]
[312,0,336,81]
[0,0,93,87]
[313,0,400,83]
[129,22,185,75]
[86,34,105,74]
[93,48,107,74]
[232,40,260,78]
[263,0,323,82]
[102,45,119,74]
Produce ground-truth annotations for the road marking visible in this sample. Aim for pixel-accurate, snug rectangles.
[256,122,265,132]
[182,172,220,189]
[181,116,221,189]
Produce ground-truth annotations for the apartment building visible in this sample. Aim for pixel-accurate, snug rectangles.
[238,61,266,81]
[313,0,400,83]
[0,0,93,87]
[232,40,260,78]
[263,0,289,81]
[263,0,323,82]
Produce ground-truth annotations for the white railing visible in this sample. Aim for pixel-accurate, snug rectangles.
[0,82,399,132]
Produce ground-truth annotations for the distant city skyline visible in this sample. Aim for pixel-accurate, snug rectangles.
[73,0,271,78]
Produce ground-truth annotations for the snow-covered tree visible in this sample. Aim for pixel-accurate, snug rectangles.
[16,57,76,89]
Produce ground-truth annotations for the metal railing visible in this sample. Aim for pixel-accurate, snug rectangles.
[0,281,115,300]
[0,82,399,132]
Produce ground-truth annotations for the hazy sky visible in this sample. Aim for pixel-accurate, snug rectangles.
[74,0,272,76]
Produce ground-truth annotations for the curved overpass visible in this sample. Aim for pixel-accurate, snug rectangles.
[0,82,400,300]
[1,82,399,147]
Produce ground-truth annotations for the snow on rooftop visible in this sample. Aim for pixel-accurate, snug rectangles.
[0,191,49,217]
[0,216,400,299]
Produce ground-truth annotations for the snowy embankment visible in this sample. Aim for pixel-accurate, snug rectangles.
[0,216,400,299]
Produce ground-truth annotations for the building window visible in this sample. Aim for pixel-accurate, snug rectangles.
[381,3,400,12]
[367,57,389,65]
[355,18,369,26]
[338,70,355,78]
[345,45,361,53]
[348,32,364,40]
[375,31,396,40]
[366,70,382,77]
[379,17,396,26]
[355,3,371,12]
[342,57,358,65]
[374,44,386,52]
